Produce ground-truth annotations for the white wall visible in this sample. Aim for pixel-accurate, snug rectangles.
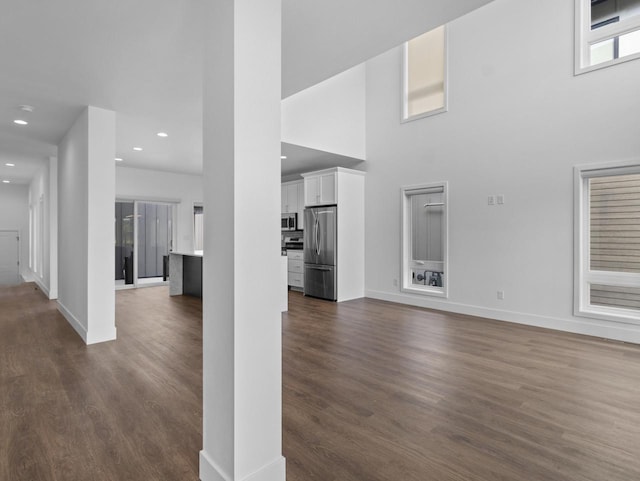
[58,109,89,334]
[282,63,366,159]
[115,166,203,254]
[365,0,640,342]
[28,158,58,298]
[0,183,29,280]
[58,106,116,345]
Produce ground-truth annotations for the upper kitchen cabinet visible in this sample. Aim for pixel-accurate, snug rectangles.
[281,182,299,214]
[303,167,365,207]
[303,170,337,206]
[297,181,305,230]
[281,180,305,230]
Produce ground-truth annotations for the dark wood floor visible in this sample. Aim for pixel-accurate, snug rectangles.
[2,284,640,480]
[0,283,202,481]
[282,291,640,481]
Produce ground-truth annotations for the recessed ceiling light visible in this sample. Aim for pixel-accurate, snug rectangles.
[281,155,287,160]
[13,119,28,125]
[133,147,143,151]
[5,163,15,167]
[115,157,124,162]
[2,180,10,184]
[157,132,168,138]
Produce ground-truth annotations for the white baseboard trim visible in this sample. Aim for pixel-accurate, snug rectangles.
[365,289,640,345]
[199,451,231,481]
[33,276,50,299]
[86,326,117,345]
[242,457,285,481]
[199,451,285,481]
[57,300,88,343]
[21,272,35,283]
[56,301,116,345]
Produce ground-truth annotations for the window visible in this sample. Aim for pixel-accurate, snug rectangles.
[575,0,640,73]
[575,161,640,323]
[402,25,447,121]
[401,182,448,297]
[194,204,203,255]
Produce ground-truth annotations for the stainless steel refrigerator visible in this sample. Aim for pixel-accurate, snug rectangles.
[303,205,337,301]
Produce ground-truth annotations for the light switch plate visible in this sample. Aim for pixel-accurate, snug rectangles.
[488,195,495,205]
[497,194,505,205]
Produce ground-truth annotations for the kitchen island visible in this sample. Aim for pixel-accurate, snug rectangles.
[169,251,203,298]
[170,251,288,311]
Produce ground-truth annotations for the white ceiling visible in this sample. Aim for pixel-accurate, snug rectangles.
[0,0,493,184]
[281,143,365,180]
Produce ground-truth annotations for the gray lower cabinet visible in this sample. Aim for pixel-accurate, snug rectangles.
[287,250,304,289]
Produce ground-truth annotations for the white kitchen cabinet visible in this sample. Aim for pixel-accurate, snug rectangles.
[287,250,304,289]
[297,181,305,230]
[281,182,300,214]
[281,180,304,229]
[304,171,337,206]
[280,185,288,213]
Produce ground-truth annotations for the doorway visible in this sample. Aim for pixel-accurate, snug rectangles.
[115,201,175,289]
[0,230,20,285]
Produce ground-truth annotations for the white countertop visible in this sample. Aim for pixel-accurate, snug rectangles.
[170,251,203,257]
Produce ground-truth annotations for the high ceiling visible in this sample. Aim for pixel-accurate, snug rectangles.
[0,0,493,183]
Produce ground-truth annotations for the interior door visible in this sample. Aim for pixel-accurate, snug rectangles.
[0,231,20,285]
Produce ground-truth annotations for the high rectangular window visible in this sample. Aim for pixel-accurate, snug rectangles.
[575,162,640,323]
[576,0,640,73]
[402,25,447,121]
[194,204,204,254]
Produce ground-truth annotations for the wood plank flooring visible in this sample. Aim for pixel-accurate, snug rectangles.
[3,284,640,480]
[0,284,202,481]
[282,291,640,481]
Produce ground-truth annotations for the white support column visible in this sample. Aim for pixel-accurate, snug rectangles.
[200,0,285,480]
[57,106,116,345]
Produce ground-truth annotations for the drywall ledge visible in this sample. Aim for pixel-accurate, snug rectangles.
[365,289,640,345]
[282,64,366,160]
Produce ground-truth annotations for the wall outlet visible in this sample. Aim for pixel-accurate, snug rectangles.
[497,290,505,300]
[488,195,496,205]
[393,278,398,287]
[497,194,505,205]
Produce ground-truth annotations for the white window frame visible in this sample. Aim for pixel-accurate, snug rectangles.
[401,181,449,298]
[401,25,449,122]
[574,160,640,324]
[575,0,640,74]
[194,202,204,255]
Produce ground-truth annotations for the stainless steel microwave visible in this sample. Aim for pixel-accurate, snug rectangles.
[281,213,297,231]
